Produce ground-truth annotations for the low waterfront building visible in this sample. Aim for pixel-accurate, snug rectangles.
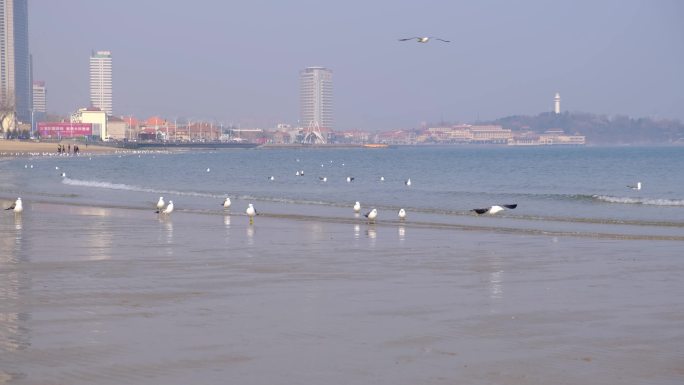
[71,107,107,140]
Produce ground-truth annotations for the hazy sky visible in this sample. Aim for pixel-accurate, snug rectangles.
[30,0,683,130]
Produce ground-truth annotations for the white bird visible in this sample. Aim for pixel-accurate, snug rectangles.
[5,197,22,213]
[268,176,275,181]
[405,178,411,186]
[60,172,66,178]
[246,203,257,224]
[627,182,642,190]
[156,196,165,210]
[353,201,361,213]
[222,197,232,208]
[156,200,174,215]
[206,168,211,173]
[399,36,450,43]
[364,208,378,223]
[380,176,385,181]
[346,176,355,183]
[295,171,301,176]
[472,204,517,215]
[319,176,327,182]
[398,208,406,220]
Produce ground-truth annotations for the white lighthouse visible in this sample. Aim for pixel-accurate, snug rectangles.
[554,92,561,114]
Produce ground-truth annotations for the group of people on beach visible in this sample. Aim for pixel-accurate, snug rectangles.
[57,144,80,155]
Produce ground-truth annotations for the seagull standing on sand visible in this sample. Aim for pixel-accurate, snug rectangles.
[365,208,378,223]
[398,208,406,220]
[627,182,642,190]
[156,200,174,215]
[156,197,165,211]
[246,203,257,224]
[353,201,361,213]
[222,197,232,208]
[472,204,517,215]
[399,36,450,43]
[5,198,22,213]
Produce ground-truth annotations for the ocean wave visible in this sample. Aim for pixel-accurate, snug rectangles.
[592,195,684,206]
[62,178,225,199]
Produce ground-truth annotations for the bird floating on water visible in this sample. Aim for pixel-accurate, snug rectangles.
[353,201,361,213]
[319,176,327,182]
[60,172,66,178]
[222,197,232,208]
[399,36,450,43]
[405,178,411,186]
[627,182,642,190]
[398,208,406,220]
[156,200,174,215]
[206,168,211,173]
[347,176,355,183]
[268,176,275,181]
[365,208,378,223]
[472,204,517,215]
[5,198,22,213]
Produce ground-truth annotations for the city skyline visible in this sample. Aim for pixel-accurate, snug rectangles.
[300,67,333,130]
[27,1,684,130]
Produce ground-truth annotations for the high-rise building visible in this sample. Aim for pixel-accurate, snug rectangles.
[32,80,46,113]
[300,66,333,130]
[554,92,561,114]
[89,50,113,115]
[0,0,31,123]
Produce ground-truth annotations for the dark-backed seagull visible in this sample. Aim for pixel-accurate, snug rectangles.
[319,176,327,182]
[399,36,450,43]
[405,178,411,186]
[156,200,174,215]
[347,176,355,183]
[627,182,642,190]
[5,198,22,213]
[364,208,378,223]
[222,197,232,208]
[472,204,517,215]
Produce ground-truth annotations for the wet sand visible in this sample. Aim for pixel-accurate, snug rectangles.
[1,202,683,384]
[0,140,116,157]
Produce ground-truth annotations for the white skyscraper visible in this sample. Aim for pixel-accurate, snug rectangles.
[32,80,46,113]
[300,67,333,130]
[89,50,113,115]
[0,0,31,123]
[554,92,561,114]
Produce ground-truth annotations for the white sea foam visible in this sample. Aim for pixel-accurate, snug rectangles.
[62,178,224,199]
[593,195,684,206]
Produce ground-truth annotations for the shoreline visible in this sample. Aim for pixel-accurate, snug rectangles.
[0,139,118,157]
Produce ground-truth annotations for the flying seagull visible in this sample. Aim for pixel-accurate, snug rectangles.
[5,197,23,213]
[472,204,517,215]
[399,36,450,43]
[627,182,642,190]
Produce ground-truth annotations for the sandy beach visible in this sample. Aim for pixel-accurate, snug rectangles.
[0,139,117,157]
[1,201,682,385]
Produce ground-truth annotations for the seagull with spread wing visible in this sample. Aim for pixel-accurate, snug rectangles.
[399,36,450,43]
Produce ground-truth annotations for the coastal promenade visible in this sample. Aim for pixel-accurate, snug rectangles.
[0,139,117,157]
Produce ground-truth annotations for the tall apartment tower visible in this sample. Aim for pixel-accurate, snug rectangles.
[32,80,46,113]
[554,92,561,114]
[89,50,113,115]
[300,67,333,129]
[0,0,31,123]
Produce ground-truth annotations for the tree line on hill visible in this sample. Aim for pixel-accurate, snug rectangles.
[481,112,684,144]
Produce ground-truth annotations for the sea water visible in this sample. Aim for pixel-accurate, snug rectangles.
[1,146,683,238]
